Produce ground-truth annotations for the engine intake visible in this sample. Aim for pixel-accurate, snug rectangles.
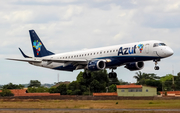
[88,60,106,71]
[125,62,144,71]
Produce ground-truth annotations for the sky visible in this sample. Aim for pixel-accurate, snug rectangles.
[0,0,180,85]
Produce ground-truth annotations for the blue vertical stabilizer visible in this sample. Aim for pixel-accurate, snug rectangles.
[29,30,54,57]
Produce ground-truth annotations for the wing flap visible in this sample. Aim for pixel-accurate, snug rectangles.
[42,58,88,64]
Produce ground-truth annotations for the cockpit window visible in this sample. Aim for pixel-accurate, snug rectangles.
[159,43,166,46]
[153,43,166,47]
[153,43,159,47]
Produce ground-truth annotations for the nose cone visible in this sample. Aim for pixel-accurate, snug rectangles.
[165,47,174,57]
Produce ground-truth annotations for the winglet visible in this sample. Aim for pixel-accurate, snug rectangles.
[19,48,32,58]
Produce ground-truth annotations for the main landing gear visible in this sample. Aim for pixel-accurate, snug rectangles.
[154,59,160,70]
[108,69,117,78]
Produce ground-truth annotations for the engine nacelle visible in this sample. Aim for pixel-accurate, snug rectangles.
[88,60,106,71]
[125,62,144,71]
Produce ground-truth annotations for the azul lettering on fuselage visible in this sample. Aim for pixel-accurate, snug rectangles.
[118,45,136,56]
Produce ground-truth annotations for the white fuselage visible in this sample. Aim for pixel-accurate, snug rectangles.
[30,40,173,71]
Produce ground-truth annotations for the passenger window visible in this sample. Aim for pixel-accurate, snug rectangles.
[113,50,115,52]
[100,52,102,54]
[110,50,112,52]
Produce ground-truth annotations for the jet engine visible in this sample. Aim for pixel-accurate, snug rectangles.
[88,60,106,71]
[125,62,144,71]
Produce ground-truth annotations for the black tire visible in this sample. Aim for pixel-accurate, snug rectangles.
[113,72,117,78]
[108,73,112,78]
[156,66,159,70]
[154,66,160,70]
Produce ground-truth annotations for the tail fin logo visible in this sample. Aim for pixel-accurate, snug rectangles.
[33,40,42,55]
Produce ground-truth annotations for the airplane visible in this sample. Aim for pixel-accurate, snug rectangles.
[7,30,174,79]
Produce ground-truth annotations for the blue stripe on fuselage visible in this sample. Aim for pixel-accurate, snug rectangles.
[52,55,161,71]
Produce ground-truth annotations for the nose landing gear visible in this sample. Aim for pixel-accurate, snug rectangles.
[154,59,160,70]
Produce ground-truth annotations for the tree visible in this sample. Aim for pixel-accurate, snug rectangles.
[66,90,72,95]
[145,79,162,91]
[76,70,110,94]
[3,83,24,89]
[56,84,67,95]
[174,72,180,90]
[27,86,49,93]
[49,87,58,93]
[28,80,41,87]
[108,84,117,92]
[119,79,129,85]
[160,74,174,91]
[134,71,159,85]
[134,71,147,85]
[0,89,14,97]
[68,81,82,95]
[90,79,101,93]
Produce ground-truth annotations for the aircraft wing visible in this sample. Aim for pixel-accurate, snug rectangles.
[7,58,88,64]
[6,58,42,63]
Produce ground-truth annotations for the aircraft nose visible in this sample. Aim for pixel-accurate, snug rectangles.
[166,47,174,57]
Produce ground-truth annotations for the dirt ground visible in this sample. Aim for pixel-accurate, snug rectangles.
[0,99,180,113]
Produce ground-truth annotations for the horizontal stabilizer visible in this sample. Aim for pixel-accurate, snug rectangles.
[6,58,41,63]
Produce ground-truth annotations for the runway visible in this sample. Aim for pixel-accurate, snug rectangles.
[0,108,180,112]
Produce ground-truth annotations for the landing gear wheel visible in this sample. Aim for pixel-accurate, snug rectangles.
[108,72,117,78]
[154,66,159,70]
[153,59,160,70]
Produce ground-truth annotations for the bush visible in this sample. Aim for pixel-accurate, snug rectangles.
[72,89,81,95]
[27,86,49,93]
[49,87,58,93]
[83,91,90,95]
[67,90,72,95]
[0,89,14,97]
[157,91,161,95]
